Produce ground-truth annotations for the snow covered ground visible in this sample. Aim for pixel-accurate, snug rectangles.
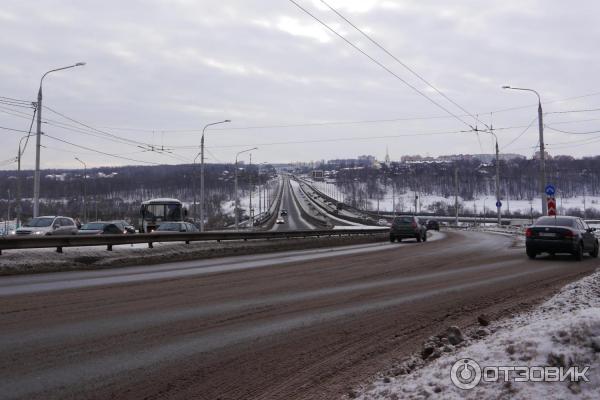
[303,178,600,215]
[354,269,600,399]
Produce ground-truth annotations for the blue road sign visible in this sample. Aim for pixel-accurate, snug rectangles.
[496,200,502,208]
[545,184,556,196]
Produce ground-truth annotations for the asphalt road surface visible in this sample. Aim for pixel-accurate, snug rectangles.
[271,177,314,231]
[1,231,597,400]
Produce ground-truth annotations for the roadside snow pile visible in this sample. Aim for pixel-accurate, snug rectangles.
[355,270,600,400]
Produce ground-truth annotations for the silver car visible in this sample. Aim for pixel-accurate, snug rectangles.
[15,216,78,236]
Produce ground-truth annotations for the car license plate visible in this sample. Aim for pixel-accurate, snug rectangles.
[539,232,556,237]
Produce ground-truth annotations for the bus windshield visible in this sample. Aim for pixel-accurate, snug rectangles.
[143,203,182,221]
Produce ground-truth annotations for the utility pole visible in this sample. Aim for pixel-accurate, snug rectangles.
[75,157,87,222]
[234,147,257,230]
[249,153,253,229]
[502,86,547,215]
[7,189,11,221]
[199,119,230,232]
[494,138,501,227]
[33,62,86,217]
[454,167,459,226]
[16,134,30,228]
[192,151,201,222]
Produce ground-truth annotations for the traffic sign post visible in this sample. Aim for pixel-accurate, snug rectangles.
[547,197,557,216]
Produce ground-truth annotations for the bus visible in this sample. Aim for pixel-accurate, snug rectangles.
[139,198,187,233]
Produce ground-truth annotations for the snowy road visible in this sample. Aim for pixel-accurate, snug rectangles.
[270,176,314,231]
[0,231,598,400]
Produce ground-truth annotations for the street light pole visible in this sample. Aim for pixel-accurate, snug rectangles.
[502,85,547,215]
[33,62,86,217]
[74,157,87,222]
[199,119,230,232]
[234,147,257,230]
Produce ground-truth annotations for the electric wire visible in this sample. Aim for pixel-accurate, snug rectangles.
[319,0,489,130]
[286,0,475,130]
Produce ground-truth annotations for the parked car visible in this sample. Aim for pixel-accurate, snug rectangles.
[15,216,78,236]
[426,220,440,231]
[154,221,199,233]
[77,221,129,235]
[111,220,136,234]
[525,216,599,261]
[389,215,427,243]
[276,218,285,224]
[280,209,288,216]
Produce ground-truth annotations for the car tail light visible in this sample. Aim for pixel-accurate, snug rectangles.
[525,228,533,238]
[563,230,575,239]
[411,222,417,229]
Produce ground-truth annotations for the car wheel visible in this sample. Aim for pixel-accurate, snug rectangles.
[397,238,402,242]
[422,232,427,242]
[526,248,536,259]
[389,236,395,243]
[574,243,584,261]
[591,241,599,258]
[416,234,422,243]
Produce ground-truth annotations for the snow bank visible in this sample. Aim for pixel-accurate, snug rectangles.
[355,270,600,399]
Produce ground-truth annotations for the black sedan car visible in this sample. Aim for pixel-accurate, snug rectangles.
[426,219,440,231]
[525,216,599,260]
[77,221,129,235]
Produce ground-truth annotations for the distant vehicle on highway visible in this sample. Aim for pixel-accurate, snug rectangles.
[280,209,288,216]
[154,221,199,233]
[140,198,187,233]
[526,216,599,261]
[77,221,130,235]
[14,216,77,236]
[276,218,285,224]
[426,220,440,231]
[389,215,427,243]
[377,218,390,226]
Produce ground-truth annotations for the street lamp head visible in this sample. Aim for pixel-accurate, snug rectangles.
[75,62,86,67]
[224,119,231,123]
[501,85,511,89]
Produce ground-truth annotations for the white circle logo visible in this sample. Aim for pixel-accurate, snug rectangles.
[450,358,482,390]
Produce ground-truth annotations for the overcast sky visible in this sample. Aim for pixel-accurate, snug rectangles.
[1,0,600,170]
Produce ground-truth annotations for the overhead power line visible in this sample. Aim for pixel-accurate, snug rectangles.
[544,125,600,135]
[501,116,538,150]
[286,0,475,130]
[545,107,600,115]
[43,134,161,165]
[318,0,489,130]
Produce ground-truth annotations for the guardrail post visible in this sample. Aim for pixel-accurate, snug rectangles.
[56,246,62,253]
[148,242,153,249]
[107,244,113,251]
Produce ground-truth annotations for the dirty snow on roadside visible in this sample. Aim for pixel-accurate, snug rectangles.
[354,269,600,400]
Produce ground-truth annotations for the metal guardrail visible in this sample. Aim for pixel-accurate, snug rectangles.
[0,228,390,255]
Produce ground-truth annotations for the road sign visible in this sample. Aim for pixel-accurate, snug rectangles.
[545,184,556,197]
[547,197,557,216]
[495,200,502,208]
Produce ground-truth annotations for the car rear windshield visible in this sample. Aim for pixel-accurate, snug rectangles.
[535,217,576,227]
[393,217,414,224]
[157,222,181,231]
[23,217,54,227]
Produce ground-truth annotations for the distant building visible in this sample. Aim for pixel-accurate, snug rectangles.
[311,170,324,181]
